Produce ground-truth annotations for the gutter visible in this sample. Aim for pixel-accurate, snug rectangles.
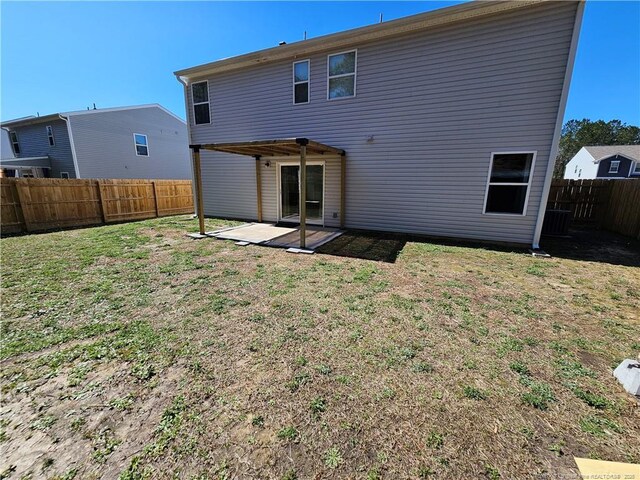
[59,114,82,178]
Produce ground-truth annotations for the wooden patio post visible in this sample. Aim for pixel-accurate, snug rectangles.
[255,155,263,223]
[298,139,308,249]
[340,153,346,229]
[192,146,205,235]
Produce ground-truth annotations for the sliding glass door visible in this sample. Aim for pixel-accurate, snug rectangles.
[279,163,324,224]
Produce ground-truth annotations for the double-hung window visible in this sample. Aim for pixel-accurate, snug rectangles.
[192,81,210,125]
[484,152,536,215]
[9,131,20,154]
[608,160,620,174]
[46,125,55,146]
[293,60,310,104]
[327,50,356,99]
[134,133,149,156]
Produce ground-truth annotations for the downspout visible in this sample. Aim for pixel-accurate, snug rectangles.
[59,114,81,178]
[531,0,585,249]
[176,75,199,218]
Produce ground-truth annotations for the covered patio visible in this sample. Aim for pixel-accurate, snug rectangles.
[189,138,346,249]
[0,156,51,178]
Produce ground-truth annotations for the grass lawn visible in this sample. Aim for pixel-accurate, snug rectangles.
[1,216,639,479]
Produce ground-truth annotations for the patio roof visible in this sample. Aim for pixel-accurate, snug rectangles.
[0,156,51,170]
[188,138,346,248]
[189,138,345,157]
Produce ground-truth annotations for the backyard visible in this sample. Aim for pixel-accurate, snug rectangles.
[1,216,639,479]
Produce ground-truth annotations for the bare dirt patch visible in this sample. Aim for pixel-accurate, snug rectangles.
[1,358,185,480]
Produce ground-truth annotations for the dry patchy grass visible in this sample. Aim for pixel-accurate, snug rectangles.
[1,216,639,479]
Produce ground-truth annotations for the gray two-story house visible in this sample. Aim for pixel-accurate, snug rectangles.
[1,104,190,179]
[175,0,584,248]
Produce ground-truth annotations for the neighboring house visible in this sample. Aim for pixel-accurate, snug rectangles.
[563,145,640,179]
[174,0,584,248]
[0,105,190,179]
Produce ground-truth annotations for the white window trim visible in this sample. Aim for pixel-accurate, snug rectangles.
[133,133,149,157]
[9,131,20,155]
[482,151,537,217]
[46,125,55,146]
[60,172,69,179]
[608,160,620,174]
[327,49,357,101]
[293,59,310,105]
[633,162,640,174]
[192,80,211,125]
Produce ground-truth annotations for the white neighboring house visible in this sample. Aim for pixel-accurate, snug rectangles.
[564,145,640,180]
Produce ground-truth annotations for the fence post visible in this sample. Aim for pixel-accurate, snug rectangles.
[96,180,108,223]
[14,180,34,233]
[152,181,160,217]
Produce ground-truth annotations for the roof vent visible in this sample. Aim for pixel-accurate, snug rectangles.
[278,41,287,46]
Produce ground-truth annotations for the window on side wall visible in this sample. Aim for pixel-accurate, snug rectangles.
[483,152,536,215]
[293,60,310,104]
[192,81,210,125]
[608,160,620,174]
[46,125,55,146]
[327,50,356,99]
[60,172,70,179]
[634,163,640,174]
[9,131,20,154]
[134,133,149,156]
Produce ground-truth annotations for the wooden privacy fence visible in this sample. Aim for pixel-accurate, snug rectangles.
[547,179,640,239]
[1,178,194,234]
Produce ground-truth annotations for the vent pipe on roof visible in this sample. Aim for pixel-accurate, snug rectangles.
[379,13,383,23]
[303,31,307,40]
[93,103,97,110]
[278,41,286,46]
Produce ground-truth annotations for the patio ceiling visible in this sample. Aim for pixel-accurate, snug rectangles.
[189,138,345,157]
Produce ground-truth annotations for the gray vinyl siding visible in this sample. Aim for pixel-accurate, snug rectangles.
[596,155,634,178]
[70,107,190,179]
[187,1,578,244]
[11,120,76,178]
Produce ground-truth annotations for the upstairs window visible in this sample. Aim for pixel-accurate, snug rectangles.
[634,163,640,174]
[134,133,149,156]
[9,131,20,154]
[608,160,620,174]
[192,81,210,125]
[328,50,356,99]
[293,60,310,104]
[484,152,536,215]
[46,125,55,146]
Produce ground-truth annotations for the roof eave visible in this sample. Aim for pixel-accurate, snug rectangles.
[1,113,64,129]
[175,0,551,81]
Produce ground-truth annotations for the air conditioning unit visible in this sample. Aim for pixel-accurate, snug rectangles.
[542,209,571,236]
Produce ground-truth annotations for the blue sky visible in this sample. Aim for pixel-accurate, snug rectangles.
[1,1,639,124]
